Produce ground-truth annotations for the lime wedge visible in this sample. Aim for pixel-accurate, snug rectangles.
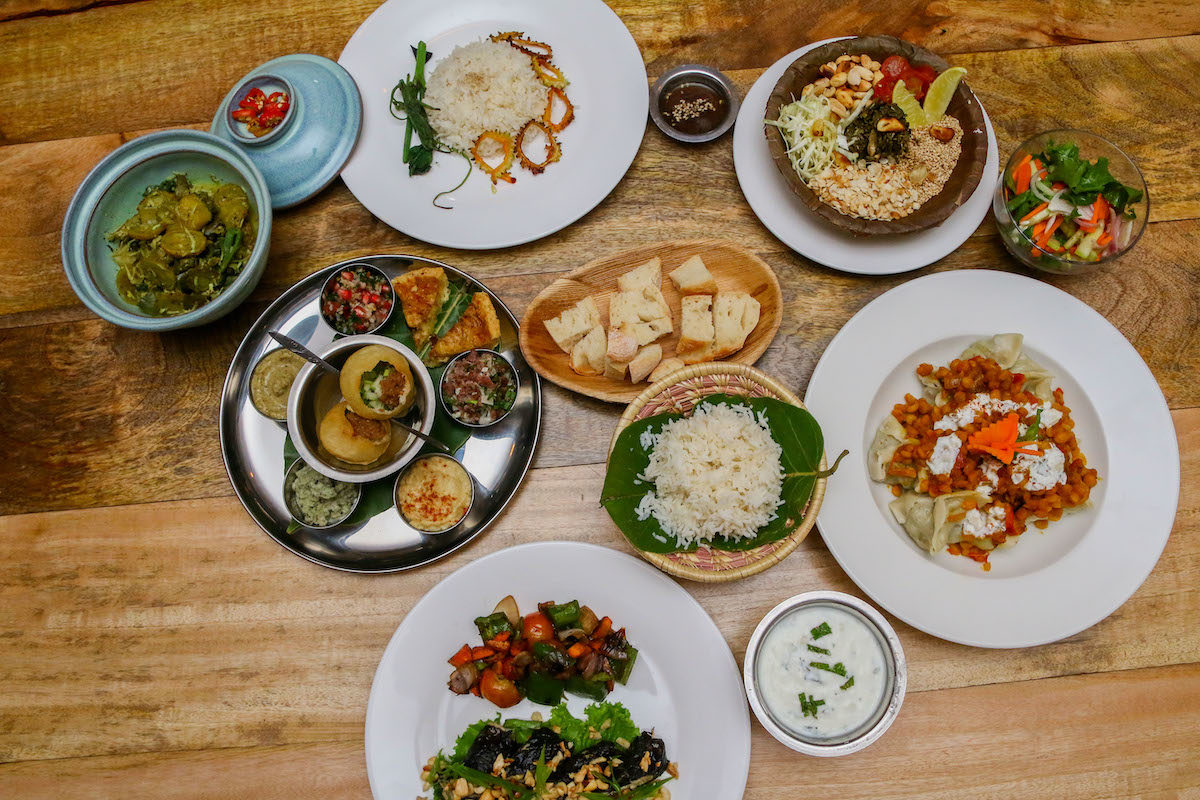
[891,82,926,129]
[922,66,967,121]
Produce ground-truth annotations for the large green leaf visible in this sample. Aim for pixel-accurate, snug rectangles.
[600,394,842,554]
[417,278,472,364]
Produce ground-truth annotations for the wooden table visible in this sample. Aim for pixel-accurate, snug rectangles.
[2,2,1198,797]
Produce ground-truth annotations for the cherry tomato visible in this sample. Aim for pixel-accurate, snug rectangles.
[337,287,352,300]
[880,55,909,78]
[522,612,556,644]
[912,64,938,84]
[479,669,522,708]
[900,71,927,100]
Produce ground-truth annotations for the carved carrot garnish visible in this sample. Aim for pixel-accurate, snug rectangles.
[967,413,1041,464]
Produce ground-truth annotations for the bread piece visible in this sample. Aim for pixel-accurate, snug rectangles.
[648,357,685,383]
[603,356,628,381]
[609,286,673,346]
[677,295,715,354]
[606,327,638,364]
[710,292,758,359]
[431,293,501,363]
[668,255,719,296]
[544,297,602,353]
[616,257,662,291]
[570,325,606,376]
[392,267,449,347]
[627,344,663,383]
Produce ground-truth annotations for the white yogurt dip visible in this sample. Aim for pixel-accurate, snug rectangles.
[755,604,888,740]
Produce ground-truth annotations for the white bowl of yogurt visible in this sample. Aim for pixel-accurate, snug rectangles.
[744,591,906,756]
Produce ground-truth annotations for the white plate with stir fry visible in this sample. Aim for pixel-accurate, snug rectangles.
[733,38,999,274]
[338,0,648,250]
[804,270,1179,647]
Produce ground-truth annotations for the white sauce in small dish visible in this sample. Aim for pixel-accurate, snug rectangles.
[755,604,888,740]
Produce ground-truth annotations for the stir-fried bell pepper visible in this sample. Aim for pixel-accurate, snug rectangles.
[474,612,514,642]
[546,600,580,629]
[532,641,575,672]
[611,644,639,685]
[520,672,565,706]
[565,674,609,701]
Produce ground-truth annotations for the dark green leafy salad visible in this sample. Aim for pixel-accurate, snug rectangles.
[421,702,674,800]
[107,173,255,316]
[1004,139,1145,261]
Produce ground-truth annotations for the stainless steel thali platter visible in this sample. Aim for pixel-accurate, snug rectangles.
[219,254,541,572]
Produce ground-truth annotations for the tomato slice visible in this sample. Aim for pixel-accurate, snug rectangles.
[898,68,928,100]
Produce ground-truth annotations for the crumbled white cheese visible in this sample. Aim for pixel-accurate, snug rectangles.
[1010,445,1067,492]
[975,456,1002,498]
[933,394,1062,433]
[962,506,1007,539]
[927,434,962,475]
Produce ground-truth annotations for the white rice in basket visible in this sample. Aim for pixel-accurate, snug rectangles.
[634,403,784,548]
[425,39,546,151]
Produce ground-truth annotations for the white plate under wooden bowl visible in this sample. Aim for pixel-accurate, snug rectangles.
[519,239,783,403]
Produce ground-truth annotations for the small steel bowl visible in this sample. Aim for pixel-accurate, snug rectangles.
[286,334,435,483]
[394,453,475,534]
[282,458,362,529]
[317,262,397,337]
[744,591,907,757]
[248,347,307,422]
[437,349,521,429]
[649,64,740,143]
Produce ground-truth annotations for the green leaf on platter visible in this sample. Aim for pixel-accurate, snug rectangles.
[377,307,416,351]
[417,279,473,363]
[600,394,842,554]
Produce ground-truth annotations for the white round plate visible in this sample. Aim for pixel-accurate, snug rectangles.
[733,39,999,275]
[365,541,751,799]
[804,270,1179,648]
[339,0,648,250]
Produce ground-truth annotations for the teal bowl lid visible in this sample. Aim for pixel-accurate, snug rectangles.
[211,54,362,209]
[60,129,273,331]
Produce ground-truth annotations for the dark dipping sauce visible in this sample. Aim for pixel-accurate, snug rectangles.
[660,82,727,136]
[441,350,517,426]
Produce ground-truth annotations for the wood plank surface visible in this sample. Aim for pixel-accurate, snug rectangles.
[3,3,1200,145]
[0,406,1194,762]
[2,0,1198,796]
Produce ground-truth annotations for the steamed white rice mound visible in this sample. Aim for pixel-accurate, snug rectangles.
[425,39,546,151]
[635,403,784,548]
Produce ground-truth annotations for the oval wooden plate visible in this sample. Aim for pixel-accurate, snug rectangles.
[520,239,783,403]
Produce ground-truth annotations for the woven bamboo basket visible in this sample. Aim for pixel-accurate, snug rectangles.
[607,362,827,583]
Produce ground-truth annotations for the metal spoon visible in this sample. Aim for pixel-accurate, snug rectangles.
[267,330,453,455]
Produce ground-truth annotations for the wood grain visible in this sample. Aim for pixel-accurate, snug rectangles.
[0,406,1194,761]
[520,239,782,403]
[1,663,1196,798]
[3,3,1200,145]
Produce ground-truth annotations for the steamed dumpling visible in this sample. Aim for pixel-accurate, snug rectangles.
[890,492,935,550]
[1011,353,1054,401]
[339,344,416,420]
[318,401,391,465]
[891,489,986,555]
[962,333,1024,369]
[868,415,909,483]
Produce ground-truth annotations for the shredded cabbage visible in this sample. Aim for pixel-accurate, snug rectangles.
[766,95,837,181]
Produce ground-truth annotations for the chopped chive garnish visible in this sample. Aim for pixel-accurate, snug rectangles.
[797,692,825,718]
[810,622,832,639]
[809,661,848,677]
[840,676,855,691]
[807,644,830,655]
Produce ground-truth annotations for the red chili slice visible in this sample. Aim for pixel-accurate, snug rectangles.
[239,87,266,111]
[231,108,257,123]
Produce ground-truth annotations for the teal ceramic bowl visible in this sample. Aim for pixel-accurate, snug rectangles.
[61,130,273,331]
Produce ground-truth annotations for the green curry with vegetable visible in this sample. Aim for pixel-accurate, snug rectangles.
[107,173,256,316]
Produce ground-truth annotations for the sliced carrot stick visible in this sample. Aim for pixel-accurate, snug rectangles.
[1096,233,1113,246]
[567,642,589,659]
[1019,202,1049,225]
[469,646,496,660]
[591,616,613,641]
[1014,159,1032,194]
[449,644,474,667]
[1037,217,1063,248]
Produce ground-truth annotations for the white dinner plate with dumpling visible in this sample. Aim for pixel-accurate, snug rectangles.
[804,270,1179,647]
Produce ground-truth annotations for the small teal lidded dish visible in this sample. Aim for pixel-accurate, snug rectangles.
[211,54,362,209]
[61,129,273,331]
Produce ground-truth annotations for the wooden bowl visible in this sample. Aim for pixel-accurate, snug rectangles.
[764,35,989,236]
[607,362,827,583]
[520,239,782,403]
